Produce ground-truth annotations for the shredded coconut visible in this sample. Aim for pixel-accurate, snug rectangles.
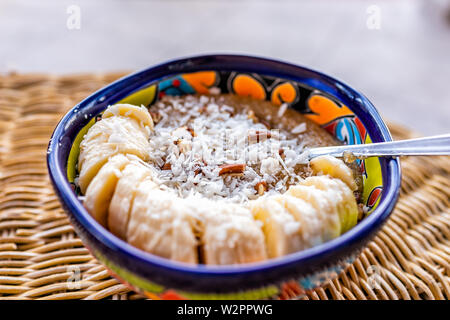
[292,122,307,134]
[146,95,308,203]
[277,103,288,118]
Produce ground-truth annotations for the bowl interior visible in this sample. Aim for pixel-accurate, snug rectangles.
[67,69,384,213]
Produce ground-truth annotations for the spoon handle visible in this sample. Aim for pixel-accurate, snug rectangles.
[307,134,450,159]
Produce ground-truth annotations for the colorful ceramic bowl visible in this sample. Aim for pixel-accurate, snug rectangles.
[47,54,401,300]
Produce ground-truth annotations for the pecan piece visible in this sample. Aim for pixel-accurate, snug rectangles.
[193,163,203,176]
[278,148,285,160]
[150,111,161,124]
[175,139,192,153]
[247,110,270,129]
[247,110,258,123]
[218,163,246,176]
[161,162,172,170]
[186,127,196,137]
[193,159,208,176]
[254,181,268,195]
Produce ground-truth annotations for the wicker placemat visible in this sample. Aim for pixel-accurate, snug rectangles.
[0,72,448,300]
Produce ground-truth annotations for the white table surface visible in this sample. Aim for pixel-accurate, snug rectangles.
[1,0,449,135]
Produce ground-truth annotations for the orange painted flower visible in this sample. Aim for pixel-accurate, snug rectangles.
[182,71,217,94]
[232,74,266,100]
[271,82,297,106]
[306,94,353,126]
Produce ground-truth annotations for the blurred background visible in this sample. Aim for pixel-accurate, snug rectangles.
[0,0,449,135]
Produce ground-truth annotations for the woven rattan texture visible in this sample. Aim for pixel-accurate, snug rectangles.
[0,73,448,300]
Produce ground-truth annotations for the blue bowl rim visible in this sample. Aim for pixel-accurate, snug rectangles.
[47,54,401,278]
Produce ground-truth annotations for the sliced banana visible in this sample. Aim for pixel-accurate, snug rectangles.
[199,202,267,265]
[78,128,110,171]
[79,112,148,165]
[250,197,303,259]
[78,144,120,194]
[102,104,154,130]
[272,194,323,248]
[108,161,154,240]
[126,184,198,264]
[84,154,131,227]
[310,155,357,191]
[80,115,150,163]
[286,184,341,241]
[78,116,150,193]
[301,176,358,233]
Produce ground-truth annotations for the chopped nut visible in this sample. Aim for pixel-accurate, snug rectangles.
[161,162,172,170]
[254,181,268,195]
[278,148,285,160]
[247,110,258,123]
[199,104,208,114]
[192,159,208,176]
[247,110,272,129]
[172,127,193,153]
[150,111,161,124]
[193,162,203,176]
[218,163,246,176]
[177,139,192,153]
[172,127,192,140]
[186,127,196,137]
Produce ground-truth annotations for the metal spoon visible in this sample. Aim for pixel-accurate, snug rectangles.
[306,133,450,160]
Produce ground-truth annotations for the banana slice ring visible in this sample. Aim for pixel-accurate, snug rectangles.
[300,176,358,233]
[310,155,357,191]
[102,104,154,129]
[108,160,154,240]
[273,194,323,248]
[127,183,198,264]
[78,113,151,193]
[199,202,267,265]
[286,184,341,241]
[250,197,303,258]
[84,154,131,227]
